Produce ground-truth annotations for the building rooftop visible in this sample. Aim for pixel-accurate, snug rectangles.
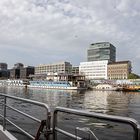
[90,42,111,46]
[38,61,71,66]
[108,61,131,65]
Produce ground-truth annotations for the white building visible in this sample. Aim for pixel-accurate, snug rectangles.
[79,60,108,80]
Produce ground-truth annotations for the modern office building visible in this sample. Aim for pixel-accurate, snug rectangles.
[35,61,72,75]
[10,68,20,79]
[0,63,9,79]
[72,66,79,75]
[87,42,116,62]
[79,60,108,80]
[0,70,10,79]
[10,64,35,79]
[20,66,35,79]
[107,61,132,79]
[0,63,7,70]
[10,63,24,79]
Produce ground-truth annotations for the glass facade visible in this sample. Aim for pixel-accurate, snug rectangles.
[87,42,116,62]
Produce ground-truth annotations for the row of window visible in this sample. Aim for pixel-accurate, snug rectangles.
[87,74,106,76]
[80,65,106,68]
[81,71,106,73]
[108,70,128,73]
[108,74,127,77]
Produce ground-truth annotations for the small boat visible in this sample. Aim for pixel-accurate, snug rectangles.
[94,84,120,91]
[122,85,140,92]
[27,80,86,90]
[0,79,28,87]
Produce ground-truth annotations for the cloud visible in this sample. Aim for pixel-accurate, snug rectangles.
[0,0,140,74]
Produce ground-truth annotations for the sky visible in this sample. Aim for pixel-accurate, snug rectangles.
[0,0,140,74]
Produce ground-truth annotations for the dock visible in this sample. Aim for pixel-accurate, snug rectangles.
[0,125,17,140]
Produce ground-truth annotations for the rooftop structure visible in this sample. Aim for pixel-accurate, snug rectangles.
[14,63,24,69]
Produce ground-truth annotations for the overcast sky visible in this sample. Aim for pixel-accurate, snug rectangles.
[0,0,140,74]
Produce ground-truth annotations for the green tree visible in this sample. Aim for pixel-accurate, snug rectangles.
[128,73,140,79]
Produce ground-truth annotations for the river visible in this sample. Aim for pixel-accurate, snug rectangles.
[0,86,140,140]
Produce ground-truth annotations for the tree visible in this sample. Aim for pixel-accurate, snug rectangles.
[128,73,140,79]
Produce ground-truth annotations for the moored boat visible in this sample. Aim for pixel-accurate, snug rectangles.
[0,79,28,87]
[28,73,87,90]
[27,80,86,90]
[94,84,121,91]
[122,85,140,92]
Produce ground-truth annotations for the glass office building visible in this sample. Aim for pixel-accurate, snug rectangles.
[87,42,116,62]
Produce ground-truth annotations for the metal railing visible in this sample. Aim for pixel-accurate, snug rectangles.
[0,93,51,140]
[0,93,140,140]
[53,107,140,140]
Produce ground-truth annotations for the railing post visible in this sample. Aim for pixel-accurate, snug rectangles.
[45,112,52,140]
[138,126,140,140]
[3,96,6,131]
[53,110,58,140]
[134,128,139,140]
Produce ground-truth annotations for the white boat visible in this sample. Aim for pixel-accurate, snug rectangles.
[27,80,86,90]
[0,79,28,87]
[95,84,119,91]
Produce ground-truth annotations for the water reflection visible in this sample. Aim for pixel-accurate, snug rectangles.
[83,90,109,113]
[0,86,140,140]
[0,86,140,122]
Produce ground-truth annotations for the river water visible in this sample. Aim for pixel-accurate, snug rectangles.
[0,86,140,140]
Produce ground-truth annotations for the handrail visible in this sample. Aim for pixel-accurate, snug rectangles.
[0,93,140,140]
[53,107,140,140]
[0,93,51,140]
